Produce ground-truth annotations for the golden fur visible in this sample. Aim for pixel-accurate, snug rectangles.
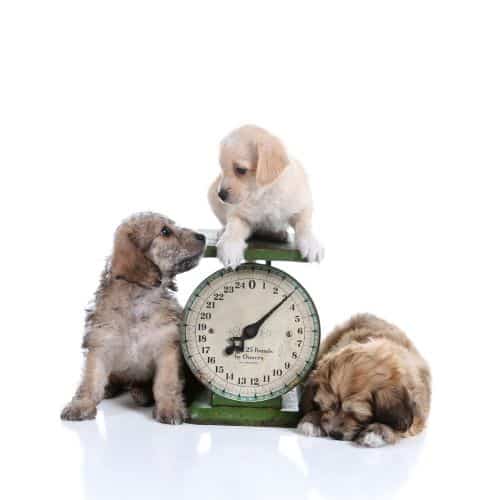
[208,124,324,268]
[61,213,206,424]
[298,314,431,447]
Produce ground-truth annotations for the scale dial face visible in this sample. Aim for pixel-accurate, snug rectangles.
[182,263,320,402]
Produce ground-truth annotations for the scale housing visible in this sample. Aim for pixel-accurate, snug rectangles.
[183,230,319,427]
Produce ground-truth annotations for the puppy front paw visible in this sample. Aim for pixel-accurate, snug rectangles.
[217,236,247,269]
[153,400,189,425]
[297,413,326,437]
[61,399,97,421]
[297,420,325,437]
[355,423,396,447]
[296,233,324,263]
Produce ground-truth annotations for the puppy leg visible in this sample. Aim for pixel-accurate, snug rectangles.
[291,208,324,262]
[297,411,326,437]
[355,423,400,447]
[61,350,109,421]
[217,216,251,269]
[130,382,154,407]
[152,341,188,424]
[299,378,317,415]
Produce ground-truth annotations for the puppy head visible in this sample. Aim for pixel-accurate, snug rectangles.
[110,212,206,288]
[217,124,289,204]
[311,341,414,440]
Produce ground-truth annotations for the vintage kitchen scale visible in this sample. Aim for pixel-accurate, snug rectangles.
[181,230,321,427]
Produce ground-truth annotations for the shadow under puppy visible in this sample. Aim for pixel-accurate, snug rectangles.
[298,314,431,447]
[61,212,206,424]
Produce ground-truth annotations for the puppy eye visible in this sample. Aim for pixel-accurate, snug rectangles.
[234,165,248,176]
[161,226,172,237]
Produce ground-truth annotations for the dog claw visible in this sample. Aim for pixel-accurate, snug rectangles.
[153,404,189,425]
[297,421,324,437]
[355,424,394,447]
[216,237,246,269]
[296,233,324,263]
[61,399,97,421]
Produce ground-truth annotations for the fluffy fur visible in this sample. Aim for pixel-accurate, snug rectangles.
[208,124,324,269]
[61,213,206,424]
[298,314,431,447]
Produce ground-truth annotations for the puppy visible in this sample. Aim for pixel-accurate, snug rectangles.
[298,314,431,447]
[61,213,206,424]
[208,124,324,269]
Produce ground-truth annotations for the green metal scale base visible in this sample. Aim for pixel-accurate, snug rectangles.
[185,229,311,428]
[188,387,301,427]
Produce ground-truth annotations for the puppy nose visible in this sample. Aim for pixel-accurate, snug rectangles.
[218,188,229,202]
[329,431,344,441]
[194,232,206,242]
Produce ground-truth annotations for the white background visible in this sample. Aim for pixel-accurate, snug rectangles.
[1,2,499,499]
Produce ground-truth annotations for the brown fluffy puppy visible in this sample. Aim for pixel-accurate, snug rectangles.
[298,314,431,447]
[61,213,206,424]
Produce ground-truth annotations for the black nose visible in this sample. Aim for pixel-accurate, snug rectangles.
[329,431,344,441]
[218,188,229,202]
[194,232,206,242]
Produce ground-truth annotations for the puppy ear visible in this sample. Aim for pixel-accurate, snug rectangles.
[342,399,373,420]
[372,386,414,432]
[300,377,318,414]
[255,135,288,186]
[314,357,335,385]
[110,226,161,288]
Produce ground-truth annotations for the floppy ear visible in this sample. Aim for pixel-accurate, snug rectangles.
[110,226,161,288]
[300,376,319,414]
[315,356,335,384]
[372,386,414,432]
[255,135,288,186]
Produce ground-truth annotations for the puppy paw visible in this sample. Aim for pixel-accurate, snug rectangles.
[153,401,189,425]
[217,236,247,269]
[355,423,396,447]
[297,420,325,437]
[61,399,97,421]
[296,233,324,263]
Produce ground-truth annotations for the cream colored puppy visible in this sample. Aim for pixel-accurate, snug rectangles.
[208,125,324,269]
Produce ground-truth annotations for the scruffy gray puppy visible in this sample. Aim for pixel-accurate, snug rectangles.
[61,212,206,424]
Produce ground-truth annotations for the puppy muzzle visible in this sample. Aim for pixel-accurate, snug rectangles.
[175,249,205,274]
[218,188,229,202]
[329,431,344,441]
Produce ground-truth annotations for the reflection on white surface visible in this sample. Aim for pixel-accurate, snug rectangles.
[307,489,327,500]
[55,395,427,500]
[95,411,107,442]
[278,435,309,477]
[197,432,212,455]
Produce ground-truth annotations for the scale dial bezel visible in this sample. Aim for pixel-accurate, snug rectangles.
[181,263,321,403]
